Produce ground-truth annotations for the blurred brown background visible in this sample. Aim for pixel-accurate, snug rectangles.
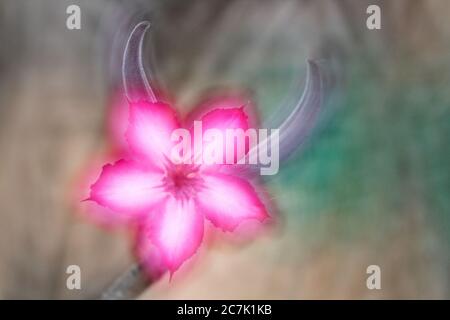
[0,0,449,299]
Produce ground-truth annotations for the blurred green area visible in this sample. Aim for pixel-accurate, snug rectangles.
[272,56,450,242]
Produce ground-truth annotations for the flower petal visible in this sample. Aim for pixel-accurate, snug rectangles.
[89,160,167,218]
[200,107,249,132]
[196,172,269,231]
[185,93,260,128]
[191,107,252,165]
[126,100,180,166]
[137,197,203,274]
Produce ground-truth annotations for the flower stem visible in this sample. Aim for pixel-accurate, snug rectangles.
[101,263,150,300]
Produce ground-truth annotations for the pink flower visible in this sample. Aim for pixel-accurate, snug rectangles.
[88,99,269,276]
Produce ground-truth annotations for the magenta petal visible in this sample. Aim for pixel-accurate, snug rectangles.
[196,172,269,232]
[138,197,204,274]
[199,107,249,135]
[126,100,180,166]
[192,107,251,165]
[89,160,167,218]
[185,93,260,129]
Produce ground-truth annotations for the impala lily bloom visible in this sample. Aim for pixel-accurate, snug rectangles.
[89,99,269,275]
[85,21,323,279]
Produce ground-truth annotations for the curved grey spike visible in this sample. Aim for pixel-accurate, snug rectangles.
[122,21,157,103]
[246,60,323,173]
[277,60,323,160]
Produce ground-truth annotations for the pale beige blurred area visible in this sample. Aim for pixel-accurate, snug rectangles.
[0,0,449,299]
[142,218,447,299]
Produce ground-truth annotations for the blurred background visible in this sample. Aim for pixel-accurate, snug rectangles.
[0,0,449,299]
